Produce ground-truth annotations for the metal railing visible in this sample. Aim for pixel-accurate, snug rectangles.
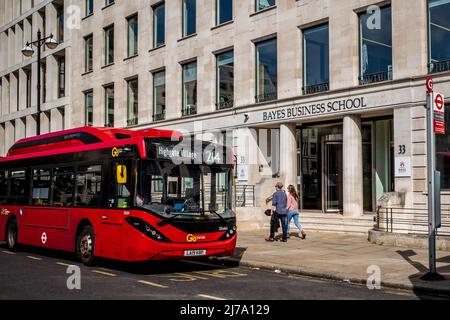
[303,82,330,95]
[216,100,234,110]
[235,185,255,208]
[181,105,197,117]
[255,92,277,103]
[359,70,392,85]
[374,207,450,236]
[429,59,450,74]
[153,111,166,122]
[127,118,138,126]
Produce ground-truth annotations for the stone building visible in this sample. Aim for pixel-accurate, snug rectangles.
[1,0,450,234]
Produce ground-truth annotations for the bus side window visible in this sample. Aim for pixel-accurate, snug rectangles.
[0,170,7,205]
[11,170,27,205]
[52,167,75,207]
[109,161,132,209]
[75,165,102,207]
[32,169,51,206]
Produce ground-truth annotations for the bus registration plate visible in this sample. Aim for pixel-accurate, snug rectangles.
[184,250,207,257]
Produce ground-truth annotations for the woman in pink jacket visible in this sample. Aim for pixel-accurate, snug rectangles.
[286,185,306,239]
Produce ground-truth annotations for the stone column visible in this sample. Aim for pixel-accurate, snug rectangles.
[280,123,297,190]
[343,114,363,217]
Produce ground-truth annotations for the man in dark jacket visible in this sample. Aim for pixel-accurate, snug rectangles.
[266,182,289,242]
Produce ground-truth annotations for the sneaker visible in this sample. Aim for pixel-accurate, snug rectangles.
[281,238,288,243]
[265,237,275,242]
[301,231,306,240]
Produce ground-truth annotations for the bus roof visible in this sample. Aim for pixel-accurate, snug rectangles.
[1,126,183,162]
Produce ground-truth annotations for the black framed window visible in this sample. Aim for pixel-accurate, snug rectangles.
[255,38,277,103]
[182,61,197,116]
[104,25,114,65]
[216,0,232,25]
[182,0,196,37]
[303,24,329,95]
[216,50,234,109]
[75,164,102,207]
[58,56,65,98]
[0,170,7,205]
[153,71,166,121]
[127,15,138,57]
[85,90,93,126]
[57,5,64,43]
[105,85,114,127]
[84,34,93,72]
[153,2,165,47]
[86,0,94,16]
[359,6,392,85]
[256,0,275,11]
[127,78,138,126]
[32,169,51,206]
[52,167,75,207]
[429,0,450,73]
[436,105,450,189]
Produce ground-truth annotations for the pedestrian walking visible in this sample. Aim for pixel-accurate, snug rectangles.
[265,182,289,242]
[286,185,306,240]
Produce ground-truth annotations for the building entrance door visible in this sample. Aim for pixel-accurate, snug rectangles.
[323,135,343,213]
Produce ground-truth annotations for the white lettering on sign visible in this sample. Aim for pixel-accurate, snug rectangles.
[262,97,368,122]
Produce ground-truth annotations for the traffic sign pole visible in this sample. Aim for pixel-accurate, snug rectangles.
[421,87,445,281]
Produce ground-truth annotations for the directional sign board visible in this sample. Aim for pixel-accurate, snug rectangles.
[433,92,446,135]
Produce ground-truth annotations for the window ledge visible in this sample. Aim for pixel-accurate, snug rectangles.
[178,33,198,42]
[82,70,94,76]
[124,54,139,62]
[211,20,234,31]
[149,44,166,53]
[82,13,94,21]
[101,63,115,69]
[102,2,115,10]
[250,5,277,18]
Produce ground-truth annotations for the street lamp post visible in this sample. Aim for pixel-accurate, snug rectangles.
[22,30,58,136]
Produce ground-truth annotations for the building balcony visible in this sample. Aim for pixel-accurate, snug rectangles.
[303,82,330,95]
[127,118,138,126]
[359,70,393,85]
[255,91,277,103]
[429,59,450,74]
[181,105,197,117]
[216,100,234,110]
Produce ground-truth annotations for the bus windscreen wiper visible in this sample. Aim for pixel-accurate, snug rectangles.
[208,210,227,223]
[157,213,194,227]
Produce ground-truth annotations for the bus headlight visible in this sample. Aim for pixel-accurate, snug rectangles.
[126,217,170,242]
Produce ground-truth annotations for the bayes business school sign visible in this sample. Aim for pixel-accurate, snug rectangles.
[262,97,368,122]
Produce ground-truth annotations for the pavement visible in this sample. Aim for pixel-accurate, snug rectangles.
[215,230,450,296]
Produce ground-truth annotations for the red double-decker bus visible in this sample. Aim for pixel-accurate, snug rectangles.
[0,127,237,265]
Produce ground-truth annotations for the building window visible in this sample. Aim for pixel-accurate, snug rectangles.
[182,61,197,116]
[256,0,275,12]
[216,50,234,110]
[127,78,138,126]
[153,2,165,47]
[57,5,64,43]
[86,0,94,16]
[104,85,114,127]
[216,0,232,25]
[58,56,65,98]
[182,0,196,37]
[85,91,93,126]
[359,5,392,85]
[26,70,31,108]
[104,25,114,65]
[84,34,93,72]
[255,38,277,103]
[153,71,166,121]
[303,24,329,95]
[127,15,138,57]
[105,0,114,6]
[429,0,450,73]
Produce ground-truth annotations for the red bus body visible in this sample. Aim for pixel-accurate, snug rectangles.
[0,127,237,262]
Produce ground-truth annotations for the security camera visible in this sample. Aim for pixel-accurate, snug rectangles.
[244,114,250,123]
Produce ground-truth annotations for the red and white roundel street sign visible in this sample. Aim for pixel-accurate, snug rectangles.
[434,93,445,113]
[426,77,434,93]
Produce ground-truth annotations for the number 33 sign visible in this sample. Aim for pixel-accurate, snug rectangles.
[398,145,406,155]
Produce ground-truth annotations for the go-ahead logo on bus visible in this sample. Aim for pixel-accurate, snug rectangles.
[112,147,120,158]
[0,208,10,216]
[186,234,206,243]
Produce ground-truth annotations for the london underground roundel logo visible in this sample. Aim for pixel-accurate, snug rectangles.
[41,232,47,244]
[435,94,444,111]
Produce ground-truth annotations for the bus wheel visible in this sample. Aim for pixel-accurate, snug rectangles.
[77,225,95,266]
[6,219,18,251]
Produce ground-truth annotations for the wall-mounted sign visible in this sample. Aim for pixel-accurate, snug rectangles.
[262,97,369,122]
[395,157,411,177]
[433,92,446,135]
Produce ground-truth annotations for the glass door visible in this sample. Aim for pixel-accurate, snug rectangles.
[324,141,343,213]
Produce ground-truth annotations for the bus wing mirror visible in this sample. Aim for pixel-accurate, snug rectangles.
[116,165,127,184]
